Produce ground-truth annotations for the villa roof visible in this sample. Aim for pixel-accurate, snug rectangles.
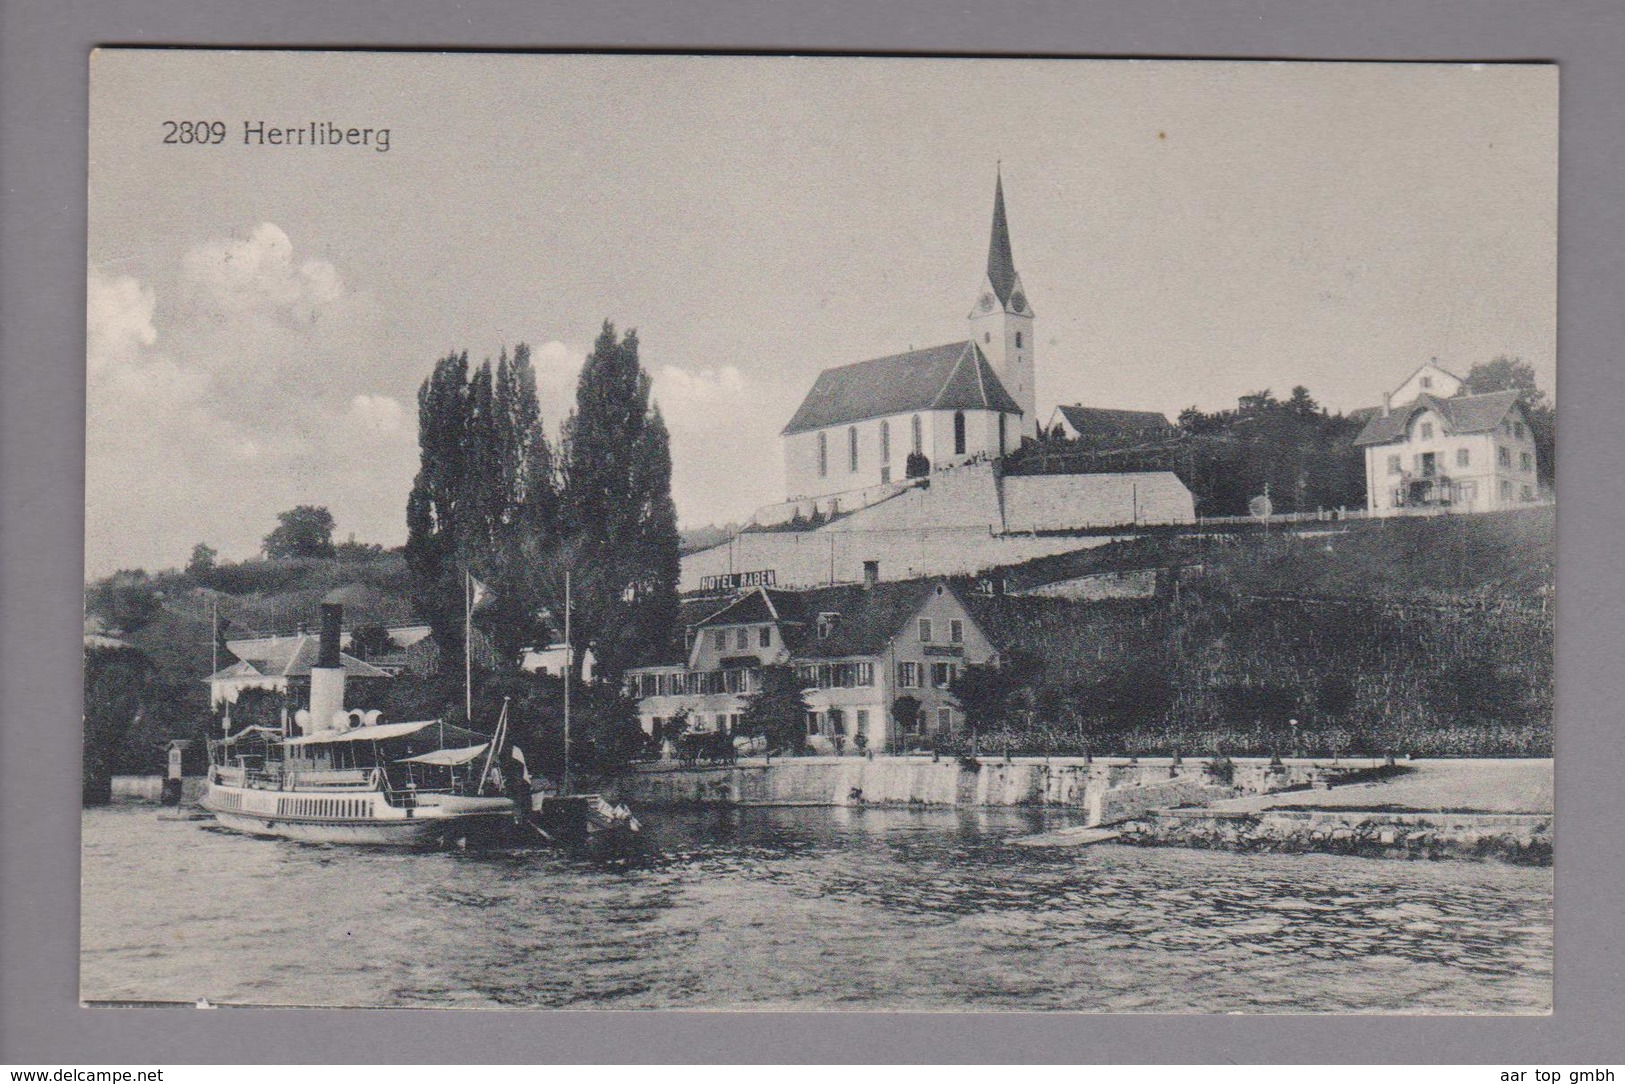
[214,633,392,681]
[782,341,1021,436]
[1353,390,1525,447]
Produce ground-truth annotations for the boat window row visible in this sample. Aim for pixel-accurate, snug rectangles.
[277,796,371,820]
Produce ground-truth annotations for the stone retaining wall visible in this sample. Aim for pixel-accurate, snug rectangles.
[1120,807,1552,865]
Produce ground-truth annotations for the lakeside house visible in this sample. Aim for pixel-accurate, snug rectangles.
[625,572,1001,754]
[1354,360,1542,516]
[205,631,391,708]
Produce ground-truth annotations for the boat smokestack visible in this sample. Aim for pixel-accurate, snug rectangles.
[308,602,347,733]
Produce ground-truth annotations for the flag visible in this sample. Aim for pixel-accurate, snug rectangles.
[468,572,496,613]
[510,743,531,784]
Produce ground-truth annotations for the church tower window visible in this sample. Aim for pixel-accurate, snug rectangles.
[954,412,967,455]
[1015,332,1022,348]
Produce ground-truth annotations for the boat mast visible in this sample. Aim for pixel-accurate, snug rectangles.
[563,569,572,796]
[464,569,473,725]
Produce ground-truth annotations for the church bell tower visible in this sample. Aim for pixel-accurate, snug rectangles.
[968,171,1036,435]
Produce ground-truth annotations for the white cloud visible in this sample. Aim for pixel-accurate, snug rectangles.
[347,394,406,437]
[180,222,343,324]
[86,269,158,375]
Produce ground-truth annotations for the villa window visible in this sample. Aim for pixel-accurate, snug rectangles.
[936,707,953,732]
[931,662,957,688]
[806,712,820,737]
[849,426,859,472]
[856,662,874,686]
[713,629,727,650]
[897,662,922,689]
[856,709,869,735]
[1386,454,1401,476]
[759,626,772,648]
[1515,422,1527,440]
[736,627,748,650]
[950,619,964,644]
[1457,448,1470,467]
[1522,485,1534,501]
[918,618,933,643]
[1521,451,1533,472]
[911,415,923,456]
[1420,422,1433,440]
[1500,480,1513,500]
[1499,446,1512,468]
[817,431,827,477]
[953,411,966,455]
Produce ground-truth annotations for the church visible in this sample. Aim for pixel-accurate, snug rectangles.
[782,175,1037,503]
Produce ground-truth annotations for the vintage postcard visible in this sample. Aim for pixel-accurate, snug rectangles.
[83,51,1555,1012]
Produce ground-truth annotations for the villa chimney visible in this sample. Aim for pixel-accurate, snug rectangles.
[307,602,346,733]
[1382,392,1392,418]
[863,560,880,591]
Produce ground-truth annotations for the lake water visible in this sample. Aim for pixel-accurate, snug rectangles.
[80,805,1551,1013]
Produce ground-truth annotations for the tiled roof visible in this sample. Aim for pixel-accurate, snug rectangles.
[769,580,947,660]
[1055,405,1172,436]
[1353,390,1524,447]
[782,341,1021,436]
[219,633,392,679]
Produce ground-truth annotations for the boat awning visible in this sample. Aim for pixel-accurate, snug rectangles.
[396,743,489,767]
[283,719,488,747]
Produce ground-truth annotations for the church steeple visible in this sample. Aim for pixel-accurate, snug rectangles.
[968,170,1036,435]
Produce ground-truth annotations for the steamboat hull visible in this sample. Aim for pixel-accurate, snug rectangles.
[201,782,517,848]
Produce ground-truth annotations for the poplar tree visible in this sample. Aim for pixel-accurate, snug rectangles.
[560,321,681,685]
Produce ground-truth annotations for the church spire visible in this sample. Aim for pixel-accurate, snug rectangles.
[986,170,1018,304]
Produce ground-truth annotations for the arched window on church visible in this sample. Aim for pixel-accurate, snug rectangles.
[817,431,827,477]
[911,415,922,456]
[848,426,859,472]
[880,421,890,464]
[953,412,967,456]
[998,414,1007,455]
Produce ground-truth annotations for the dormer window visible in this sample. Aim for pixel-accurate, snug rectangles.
[817,613,840,639]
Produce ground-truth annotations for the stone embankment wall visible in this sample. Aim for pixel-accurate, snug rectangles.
[619,756,1340,816]
[1121,808,1552,865]
[108,775,206,803]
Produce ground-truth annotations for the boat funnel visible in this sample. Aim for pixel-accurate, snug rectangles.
[308,602,347,733]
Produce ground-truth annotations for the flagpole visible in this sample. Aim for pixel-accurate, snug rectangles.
[464,569,473,725]
[563,569,571,797]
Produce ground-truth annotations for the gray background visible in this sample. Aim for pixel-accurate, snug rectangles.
[2,0,1621,1064]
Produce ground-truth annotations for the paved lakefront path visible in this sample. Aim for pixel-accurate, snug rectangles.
[1211,758,1553,815]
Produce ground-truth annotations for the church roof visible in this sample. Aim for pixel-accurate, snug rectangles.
[1353,390,1525,447]
[782,341,1022,436]
[986,173,1018,305]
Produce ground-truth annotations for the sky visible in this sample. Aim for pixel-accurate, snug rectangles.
[86,53,1556,577]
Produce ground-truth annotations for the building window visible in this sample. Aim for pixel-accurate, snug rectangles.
[856,662,874,686]
[856,709,869,736]
[1459,482,1478,504]
[1500,480,1513,500]
[817,431,827,477]
[806,711,820,737]
[1522,485,1534,501]
[880,420,890,464]
[759,626,772,648]
[911,415,923,455]
[998,414,1007,454]
[1521,451,1533,472]
[1457,448,1470,467]
[1498,446,1512,467]
[950,619,964,644]
[918,619,932,642]
[953,411,966,455]
[1420,422,1433,440]
[1515,422,1526,440]
[736,627,748,650]
[984,331,990,344]
[1386,454,1401,476]
[936,707,953,732]
[931,662,957,688]
[713,629,726,650]
[1421,375,1433,389]
[848,426,859,472]
[1392,487,1405,507]
[897,662,921,689]
[1015,331,1023,349]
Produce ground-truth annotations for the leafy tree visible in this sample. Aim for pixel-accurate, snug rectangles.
[347,624,394,660]
[83,645,153,804]
[217,686,286,736]
[891,695,922,748]
[263,505,337,559]
[951,662,1019,735]
[85,570,163,634]
[187,543,218,574]
[738,664,809,754]
[559,322,680,685]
